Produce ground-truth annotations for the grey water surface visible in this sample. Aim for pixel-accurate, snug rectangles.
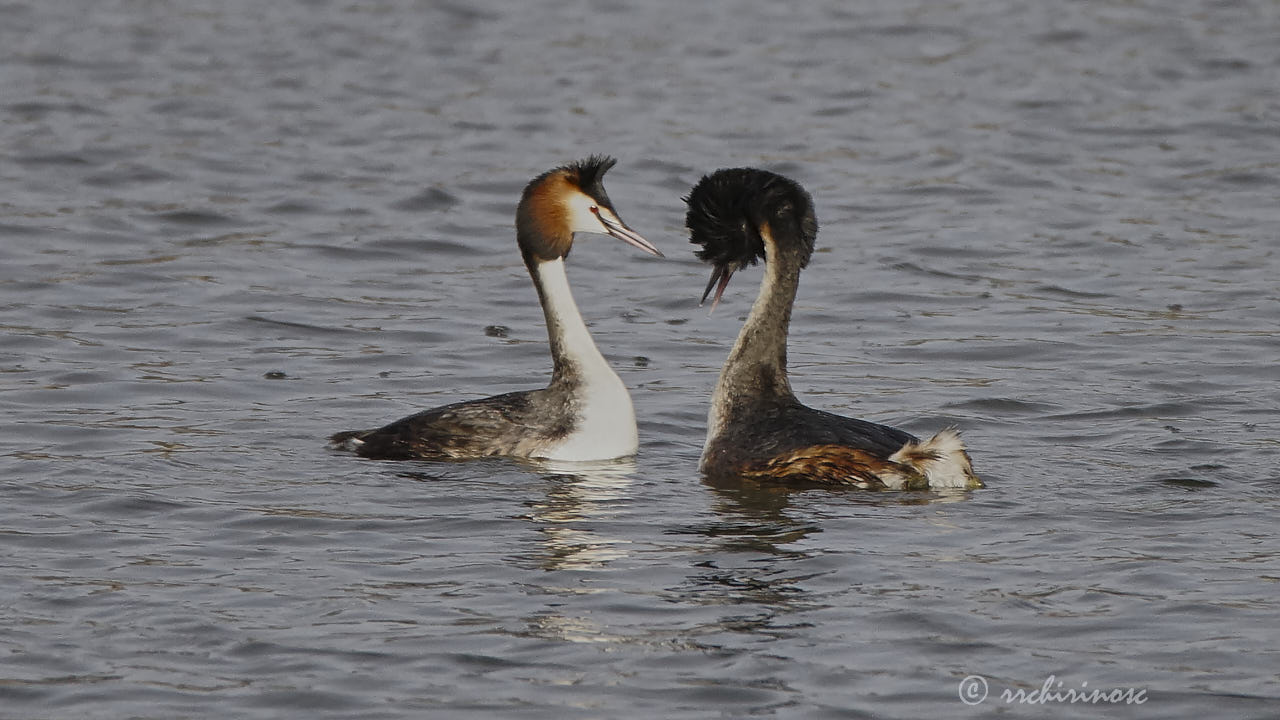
[2,1,1278,718]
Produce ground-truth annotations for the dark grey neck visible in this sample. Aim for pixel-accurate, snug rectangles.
[713,240,803,413]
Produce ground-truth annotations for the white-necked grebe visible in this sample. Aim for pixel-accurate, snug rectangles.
[685,168,981,490]
[331,156,662,461]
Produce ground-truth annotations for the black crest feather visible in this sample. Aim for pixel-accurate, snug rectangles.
[684,168,817,272]
[563,155,618,206]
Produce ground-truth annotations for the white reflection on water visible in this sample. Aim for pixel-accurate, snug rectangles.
[522,457,637,570]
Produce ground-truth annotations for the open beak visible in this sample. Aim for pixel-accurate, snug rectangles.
[593,207,663,257]
[700,263,734,314]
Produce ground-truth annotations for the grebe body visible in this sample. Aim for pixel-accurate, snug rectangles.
[686,168,980,490]
[331,156,661,462]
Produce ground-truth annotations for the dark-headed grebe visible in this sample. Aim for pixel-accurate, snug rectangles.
[685,168,981,490]
[331,156,662,462]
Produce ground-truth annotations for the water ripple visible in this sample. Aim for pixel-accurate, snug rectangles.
[2,1,1277,718]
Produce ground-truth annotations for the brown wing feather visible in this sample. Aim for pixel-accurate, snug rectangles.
[738,444,929,490]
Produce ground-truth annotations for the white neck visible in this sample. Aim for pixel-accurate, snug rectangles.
[536,258,614,381]
[534,258,639,460]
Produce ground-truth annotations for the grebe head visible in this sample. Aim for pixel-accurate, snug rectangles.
[517,155,662,266]
[684,168,817,310]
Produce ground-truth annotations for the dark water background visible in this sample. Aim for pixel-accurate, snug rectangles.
[2,1,1278,718]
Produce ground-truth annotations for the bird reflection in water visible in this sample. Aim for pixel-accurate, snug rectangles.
[514,458,639,647]
[398,458,637,571]
[677,475,980,631]
[520,457,637,571]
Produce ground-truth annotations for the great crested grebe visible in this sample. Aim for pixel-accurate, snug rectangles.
[330,156,662,462]
[685,168,981,490]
